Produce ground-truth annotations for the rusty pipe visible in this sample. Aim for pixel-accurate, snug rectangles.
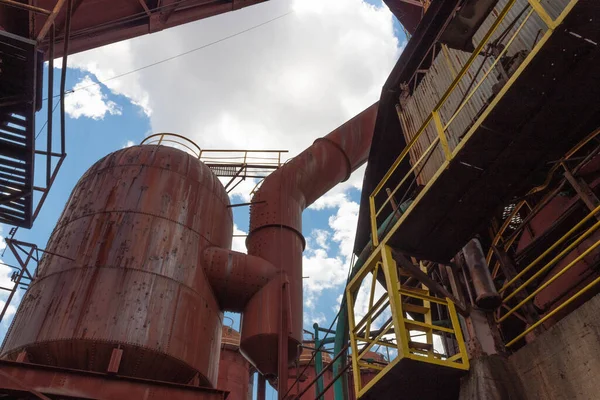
[240,103,378,377]
[462,239,501,310]
[203,248,277,312]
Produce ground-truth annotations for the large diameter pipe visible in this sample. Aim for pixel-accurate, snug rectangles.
[240,103,378,377]
[203,248,276,312]
[462,238,501,310]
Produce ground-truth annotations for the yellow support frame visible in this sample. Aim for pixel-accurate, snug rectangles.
[367,0,579,249]
[346,245,469,398]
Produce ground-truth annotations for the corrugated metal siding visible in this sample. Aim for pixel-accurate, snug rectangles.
[397,0,569,186]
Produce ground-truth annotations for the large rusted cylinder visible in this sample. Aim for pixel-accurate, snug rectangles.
[462,238,501,310]
[242,104,378,377]
[0,145,232,386]
[219,326,253,400]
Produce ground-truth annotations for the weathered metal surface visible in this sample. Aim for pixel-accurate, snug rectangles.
[0,359,228,400]
[241,103,378,378]
[0,145,232,386]
[218,327,253,400]
[204,247,276,312]
[287,342,334,400]
[1,0,269,58]
[514,176,600,314]
[463,239,501,310]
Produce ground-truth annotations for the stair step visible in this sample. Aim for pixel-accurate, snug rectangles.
[405,320,454,334]
[3,114,28,128]
[403,303,431,315]
[400,285,429,295]
[0,123,27,138]
[408,341,433,351]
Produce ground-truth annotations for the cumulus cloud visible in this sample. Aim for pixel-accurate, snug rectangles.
[122,140,136,148]
[65,76,122,120]
[232,224,248,254]
[303,192,361,325]
[64,0,399,157]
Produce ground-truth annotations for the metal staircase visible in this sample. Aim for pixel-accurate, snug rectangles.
[0,31,39,227]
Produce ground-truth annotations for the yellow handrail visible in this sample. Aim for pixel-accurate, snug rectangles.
[367,0,577,249]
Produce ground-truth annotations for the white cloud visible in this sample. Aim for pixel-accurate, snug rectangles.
[122,140,136,148]
[65,76,122,120]
[63,0,399,157]
[223,177,259,204]
[232,224,248,254]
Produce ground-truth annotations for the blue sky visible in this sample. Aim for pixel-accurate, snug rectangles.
[0,0,405,396]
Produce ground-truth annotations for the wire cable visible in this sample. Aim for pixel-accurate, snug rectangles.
[45,10,293,101]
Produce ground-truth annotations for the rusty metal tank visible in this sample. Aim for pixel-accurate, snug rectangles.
[218,326,253,400]
[0,145,232,386]
[287,342,334,400]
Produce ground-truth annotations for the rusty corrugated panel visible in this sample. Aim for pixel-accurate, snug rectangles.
[0,359,228,399]
[0,145,232,387]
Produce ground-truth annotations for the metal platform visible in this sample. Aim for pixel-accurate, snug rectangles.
[370,0,600,263]
[0,31,39,227]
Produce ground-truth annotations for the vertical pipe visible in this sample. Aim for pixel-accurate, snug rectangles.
[242,104,378,378]
[59,0,73,156]
[313,323,324,399]
[257,374,266,400]
[46,26,54,187]
[462,238,501,310]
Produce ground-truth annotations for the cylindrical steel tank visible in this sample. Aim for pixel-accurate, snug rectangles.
[287,342,334,400]
[0,145,232,386]
[219,326,253,400]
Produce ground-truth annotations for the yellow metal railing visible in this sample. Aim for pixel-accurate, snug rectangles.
[497,202,600,347]
[346,245,468,398]
[369,0,579,249]
[486,128,600,280]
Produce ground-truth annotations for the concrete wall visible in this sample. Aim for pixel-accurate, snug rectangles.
[510,293,600,400]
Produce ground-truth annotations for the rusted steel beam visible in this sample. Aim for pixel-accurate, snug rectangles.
[37,0,67,42]
[563,164,600,218]
[0,370,52,400]
[391,249,468,315]
[491,245,541,328]
[0,0,50,15]
[0,360,227,399]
